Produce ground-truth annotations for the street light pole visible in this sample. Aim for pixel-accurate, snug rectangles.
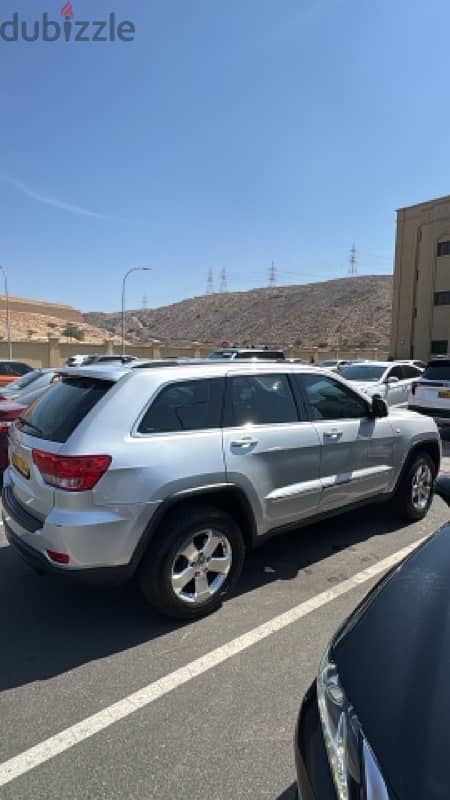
[0,266,12,360]
[121,267,151,355]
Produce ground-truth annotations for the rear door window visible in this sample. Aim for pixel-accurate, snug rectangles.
[17,377,113,443]
[224,374,299,426]
[138,378,224,433]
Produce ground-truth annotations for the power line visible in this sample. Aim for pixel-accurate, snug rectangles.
[219,268,228,293]
[348,244,358,276]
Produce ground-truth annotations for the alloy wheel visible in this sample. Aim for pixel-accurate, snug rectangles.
[171,528,232,605]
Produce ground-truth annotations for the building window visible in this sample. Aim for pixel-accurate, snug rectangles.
[437,241,450,256]
[434,291,450,306]
[431,339,448,355]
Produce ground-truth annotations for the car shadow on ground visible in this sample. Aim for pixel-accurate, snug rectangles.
[274,784,298,800]
[0,503,414,692]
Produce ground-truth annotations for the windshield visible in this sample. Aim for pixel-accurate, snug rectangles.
[340,365,386,382]
[2,370,42,394]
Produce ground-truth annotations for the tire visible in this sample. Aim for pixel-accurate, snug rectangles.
[393,452,436,521]
[138,504,246,620]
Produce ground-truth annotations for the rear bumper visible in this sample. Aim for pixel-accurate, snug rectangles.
[408,404,450,426]
[2,485,133,586]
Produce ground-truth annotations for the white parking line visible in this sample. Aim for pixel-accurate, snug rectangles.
[0,536,428,789]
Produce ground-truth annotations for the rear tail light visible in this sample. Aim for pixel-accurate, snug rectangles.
[47,550,70,564]
[411,381,418,396]
[32,450,112,491]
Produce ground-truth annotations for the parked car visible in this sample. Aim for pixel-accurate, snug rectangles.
[82,355,138,365]
[207,347,285,360]
[0,361,32,386]
[294,474,450,800]
[339,360,423,406]
[318,359,351,372]
[3,363,440,620]
[408,358,450,434]
[65,354,91,367]
[0,401,27,472]
[0,369,59,404]
[0,370,61,475]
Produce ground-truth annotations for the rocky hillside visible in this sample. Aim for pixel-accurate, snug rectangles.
[0,310,119,344]
[85,275,393,348]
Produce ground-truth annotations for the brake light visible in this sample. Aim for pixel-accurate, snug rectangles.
[47,550,70,564]
[32,450,111,491]
[411,381,418,396]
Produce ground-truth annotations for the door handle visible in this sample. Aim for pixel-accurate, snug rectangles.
[323,429,343,440]
[230,436,258,449]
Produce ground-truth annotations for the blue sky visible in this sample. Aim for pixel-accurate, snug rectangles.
[0,0,449,311]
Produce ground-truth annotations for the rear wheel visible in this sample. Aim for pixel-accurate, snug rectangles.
[139,505,245,620]
[394,452,435,521]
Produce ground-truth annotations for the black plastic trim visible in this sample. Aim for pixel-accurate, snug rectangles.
[2,485,42,533]
[4,522,131,586]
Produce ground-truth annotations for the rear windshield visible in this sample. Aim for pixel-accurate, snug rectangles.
[422,363,450,381]
[17,377,113,443]
[340,364,385,381]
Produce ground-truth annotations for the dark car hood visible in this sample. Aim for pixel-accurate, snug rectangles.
[334,523,450,800]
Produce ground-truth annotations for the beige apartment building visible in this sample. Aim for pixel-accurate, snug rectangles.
[391,194,450,360]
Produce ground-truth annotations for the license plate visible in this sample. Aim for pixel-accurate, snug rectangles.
[11,450,30,479]
[438,390,450,399]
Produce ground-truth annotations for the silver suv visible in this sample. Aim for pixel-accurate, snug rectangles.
[3,363,441,620]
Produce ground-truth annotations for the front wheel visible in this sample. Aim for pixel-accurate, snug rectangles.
[139,505,245,620]
[394,452,435,521]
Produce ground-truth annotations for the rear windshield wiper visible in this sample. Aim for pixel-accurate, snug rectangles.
[17,417,44,437]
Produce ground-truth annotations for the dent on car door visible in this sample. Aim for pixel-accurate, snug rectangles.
[293,373,395,512]
[222,372,321,534]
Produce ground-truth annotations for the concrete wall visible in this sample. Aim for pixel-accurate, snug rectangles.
[392,195,450,359]
[0,340,389,368]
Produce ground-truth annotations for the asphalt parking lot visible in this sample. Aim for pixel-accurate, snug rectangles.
[1,439,449,800]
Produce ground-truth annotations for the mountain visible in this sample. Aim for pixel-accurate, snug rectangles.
[84,275,393,348]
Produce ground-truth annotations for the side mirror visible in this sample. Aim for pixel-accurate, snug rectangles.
[371,394,389,418]
[435,474,450,507]
[386,376,400,385]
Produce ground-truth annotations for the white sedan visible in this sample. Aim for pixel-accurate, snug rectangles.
[339,361,423,407]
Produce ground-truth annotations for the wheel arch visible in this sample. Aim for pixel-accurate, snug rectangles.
[132,484,257,571]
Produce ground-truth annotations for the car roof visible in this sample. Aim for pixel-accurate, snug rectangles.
[59,361,328,383]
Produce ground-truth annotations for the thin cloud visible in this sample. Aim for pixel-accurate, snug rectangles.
[2,176,121,221]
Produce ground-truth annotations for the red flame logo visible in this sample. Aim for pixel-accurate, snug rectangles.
[61,2,74,17]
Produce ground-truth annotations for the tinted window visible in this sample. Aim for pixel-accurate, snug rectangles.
[3,370,42,393]
[17,377,113,443]
[226,374,298,426]
[340,364,385,381]
[423,362,450,381]
[434,291,450,306]
[298,374,369,420]
[235,351,283,360]
[437,241,450,257]
[400,365,422,379]
[9,362,32,376]
[431,340,448,355]
[138,379,223,433]
[431,339,448,356]
[387,366,404,380]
